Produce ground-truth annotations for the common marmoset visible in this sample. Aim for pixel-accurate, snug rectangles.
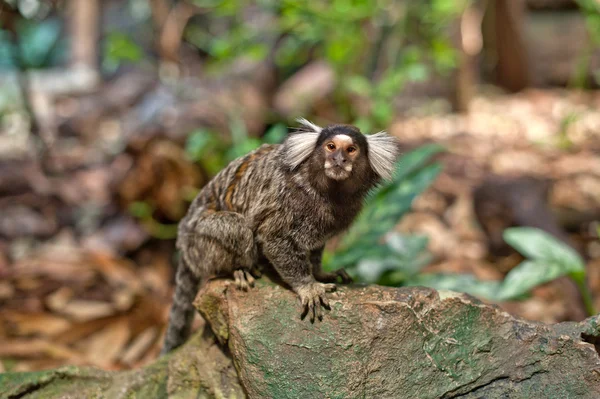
[162,119,399,353]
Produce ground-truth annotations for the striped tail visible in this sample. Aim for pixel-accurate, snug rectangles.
[161,259,201,354]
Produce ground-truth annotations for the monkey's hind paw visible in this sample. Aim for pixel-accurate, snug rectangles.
[296,282,336,323]
[250,264,263,278]
[233,269,255,291]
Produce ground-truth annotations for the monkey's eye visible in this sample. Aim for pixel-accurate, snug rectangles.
[326,143,336,151]
[347,146,356,154]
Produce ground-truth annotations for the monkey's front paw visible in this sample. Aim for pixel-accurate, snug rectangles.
[233,269,255,291]
[296,282,336,322]
[315,268,353,284]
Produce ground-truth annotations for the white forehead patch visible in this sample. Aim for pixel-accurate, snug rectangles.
[332,134,353,145]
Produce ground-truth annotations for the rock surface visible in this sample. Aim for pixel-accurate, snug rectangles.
[197,277,600,399]
[0,330,244,399]
[3,277,600,398]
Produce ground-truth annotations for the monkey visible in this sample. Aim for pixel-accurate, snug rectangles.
[161,118,399,354]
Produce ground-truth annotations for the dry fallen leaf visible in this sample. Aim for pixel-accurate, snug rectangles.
[80,317,130,368]
[120,327,157,366]
[14,258,95,284]
[2,311,71,336]
[58,300,116,322]
[0,339,84,361]
[52,316,120,345]
[0,281,15,299]
[46,287,75,312]
[89,252,142,293]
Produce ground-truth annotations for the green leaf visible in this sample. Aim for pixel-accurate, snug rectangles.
[325,38,352,64]
[371,100,393,125]
[128,201,153,218]
[226,138,262,160]
[263,124,288,144]
[345,75,372,96]
[407,273,502,301]
[405,63,429,82]
[503,227,584,271]
[352,162,442,239]
[0,30,17,68]
[244,43,268,60]
[185,129,227,175]
[431,38,457,73]
[496,260,579,300]
[185,129,219,160]
[352,117,372,134]
[373,143,444,197]
[500,227,588,303]
[17,18,63,68]
[359,235,431,280]
[103,31,143,71]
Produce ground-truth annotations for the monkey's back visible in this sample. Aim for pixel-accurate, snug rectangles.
[179,144,286,232]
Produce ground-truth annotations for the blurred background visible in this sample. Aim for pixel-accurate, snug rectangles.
[1,0,600,373]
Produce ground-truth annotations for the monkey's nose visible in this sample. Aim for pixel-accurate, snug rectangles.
[334,156,346,166]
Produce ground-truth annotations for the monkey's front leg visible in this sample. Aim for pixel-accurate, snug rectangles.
[262,240,335,322]
[310,247,353,284]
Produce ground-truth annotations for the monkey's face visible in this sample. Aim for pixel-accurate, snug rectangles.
[321,133,361,181]
[286,120,398,194]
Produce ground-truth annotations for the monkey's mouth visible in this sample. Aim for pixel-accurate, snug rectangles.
[324,165,351,181]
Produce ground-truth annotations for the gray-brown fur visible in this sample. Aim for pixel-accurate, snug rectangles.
[162,121,399,353]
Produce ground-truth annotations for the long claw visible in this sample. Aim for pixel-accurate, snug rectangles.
[337,269,353,284]
[323,283,336,292]
[244,270,255,287]
[234,270,243,290]
[316,299,323,321]
[300,296,309,320]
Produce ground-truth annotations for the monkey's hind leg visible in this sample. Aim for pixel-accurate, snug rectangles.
[162,211,257,354]
[181,211,258,288]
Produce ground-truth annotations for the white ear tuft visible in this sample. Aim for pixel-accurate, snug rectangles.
[295,117,323,134]
[283,118,322,169]
[366,132,399,181]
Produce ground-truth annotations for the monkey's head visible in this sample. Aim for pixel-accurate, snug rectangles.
[283,118,400,190]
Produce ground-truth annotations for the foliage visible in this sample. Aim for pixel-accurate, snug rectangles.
[324,144,444,284]
[102,32,144,73]
[0,17,65,69]
[128,201,179,239]
[1,0,473,130]
[578,0,600,45]
[413,227,596,316]
[573,0,600,87]
[408,273,502,300]
[556,112,579,150]
[185,122,288,175]
[184,0,471,130]
[501,228,594,314]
